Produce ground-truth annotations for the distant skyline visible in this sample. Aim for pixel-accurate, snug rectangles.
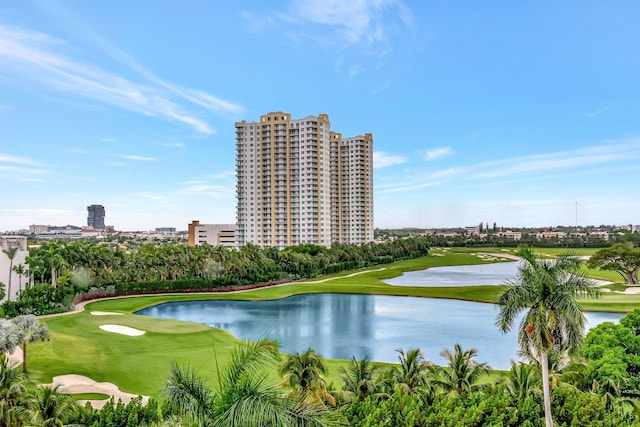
[1,1,639,231]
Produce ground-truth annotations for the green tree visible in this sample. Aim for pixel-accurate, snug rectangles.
[2,247,18,302]
[279,348,335,407]
[0,315,50,374]
[390,348,432,396]
[11,264,26,293]
[162,339,331,426]
[505,361,541,403]
[18,385,79,427]
[587,243,640,284]
[338,356,382,402]
[495,245,600,427]
[0,354,29,427]
[432,344,489,396]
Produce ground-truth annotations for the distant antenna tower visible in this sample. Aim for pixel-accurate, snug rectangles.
[575,201,578,227]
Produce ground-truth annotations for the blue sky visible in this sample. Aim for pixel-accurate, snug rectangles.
[1,1,639,231]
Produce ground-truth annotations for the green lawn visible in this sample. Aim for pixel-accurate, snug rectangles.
[69,393,111,401]
[28,247,640,399]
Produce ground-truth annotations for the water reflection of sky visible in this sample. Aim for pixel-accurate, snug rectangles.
[383,261,520,287]
[136,294,622,370]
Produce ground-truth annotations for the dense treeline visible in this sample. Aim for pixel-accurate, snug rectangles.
[1,238,430,316]
[375,228,640,249]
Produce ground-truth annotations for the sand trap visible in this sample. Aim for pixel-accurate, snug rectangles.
[91,311,124,316]
[99,324,145,336]
[49,374,149,409]
[621,287,640,295]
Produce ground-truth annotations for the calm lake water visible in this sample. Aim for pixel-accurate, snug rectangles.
[136,293,621,369]
[383,261,520,287]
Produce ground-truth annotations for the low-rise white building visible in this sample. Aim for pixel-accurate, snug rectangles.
[0,236,29,302]
[188,221,237,248]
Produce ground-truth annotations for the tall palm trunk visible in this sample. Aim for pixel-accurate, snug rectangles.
[541,350,553,427]
[6,258,12,302]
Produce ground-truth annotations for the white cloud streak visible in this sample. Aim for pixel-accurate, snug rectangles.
[121,155,156,161]
[0,24,244,135]
[373,151,407,169]
[286,0,407,46]
[0,153,51,181]
[424,147,453,160]
[378,138,640,194]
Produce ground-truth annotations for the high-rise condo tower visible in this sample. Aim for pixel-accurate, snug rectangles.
[235,112,373,248]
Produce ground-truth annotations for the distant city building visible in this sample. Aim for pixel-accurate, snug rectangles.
[497,230,522,240]
[235,111,373,249]
[87,205,106,230]
[155,227,177,233]
[29,224,50,234]
[188,221,237,247]
[0,236,29,302]
[464,226,480,235]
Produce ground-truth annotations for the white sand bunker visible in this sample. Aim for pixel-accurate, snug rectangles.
[91,311,124,316]
[99,324,145,336]
[622,287,640,295]
[49,374,149,409]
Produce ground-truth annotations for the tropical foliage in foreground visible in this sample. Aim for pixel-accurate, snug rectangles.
[496,245,600,427]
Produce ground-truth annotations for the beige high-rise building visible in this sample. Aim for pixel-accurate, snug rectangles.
[235,112,373,249]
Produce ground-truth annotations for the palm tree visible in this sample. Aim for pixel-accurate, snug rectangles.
[41,244,66,287]
[2,247,18,302]
[18,385,79,427]
[338,356,382,401]
[0,354,29,427]
[592,378,640,416]
[279,348,335,407]
[495,245,600,427]
[8,315,50,373]
[24,255,45,287]
[162,339,331,426]
[433,343,489,396]
[391,348,431,396]
[505,361,541,403]
[162,363,215,424]
[11,264,26,294]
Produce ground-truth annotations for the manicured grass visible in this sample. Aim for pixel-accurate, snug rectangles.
[28,247,640,399]
[69,393,111,401]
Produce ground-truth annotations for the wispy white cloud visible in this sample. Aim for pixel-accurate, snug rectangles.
[121,155,156,161]
[378,138,640,194]
[586,106,612,118]
[178,183,234,198]
[284,0,409,46]
[160,142,185,148]
[424,147,453,161]
[0,24,244,135]
[379,181,441,194]
[471,140,640,180]
[373,151,407,169]
[0,153,43,166]
[0,153,51,181]
[245,0,412,63]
